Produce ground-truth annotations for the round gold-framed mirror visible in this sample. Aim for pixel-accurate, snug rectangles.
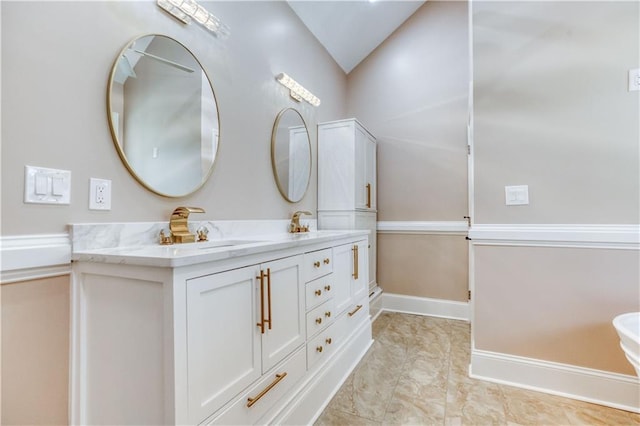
[271,108,312,203]
[107,34,220,197]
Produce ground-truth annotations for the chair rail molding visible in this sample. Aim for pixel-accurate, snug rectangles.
[0,234,71,283]
[377,221,468,235]
[468,224,640,249]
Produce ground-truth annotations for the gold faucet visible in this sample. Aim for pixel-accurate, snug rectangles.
[168,206,205,243]
[289,211,312,233]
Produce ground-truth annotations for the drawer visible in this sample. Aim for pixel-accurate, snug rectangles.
[205,347,306,425]
[345,299,369,326]
[306,325,337,370]
[304,248,333,282]
[306,299,335,338]
[305,275,334,310]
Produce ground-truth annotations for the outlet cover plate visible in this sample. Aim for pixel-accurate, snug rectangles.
[89,178,112,210]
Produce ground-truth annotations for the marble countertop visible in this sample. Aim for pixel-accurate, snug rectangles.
[72,229,370,268]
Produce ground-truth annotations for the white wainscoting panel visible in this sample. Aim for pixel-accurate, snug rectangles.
[1,234,71,283]
[471,350,640,413]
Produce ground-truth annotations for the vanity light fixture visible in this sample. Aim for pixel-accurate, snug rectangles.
[276,73,321,107]
[157,0,230,39]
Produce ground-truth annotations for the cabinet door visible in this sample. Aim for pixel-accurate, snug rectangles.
[364,132,376,210]
[260,255,305,372]
[351,240,369,302]
[355,212,377,291]
[354,125,368,210]
[318,122,356,211]
[187,266,261,424]
[332,243,354,315]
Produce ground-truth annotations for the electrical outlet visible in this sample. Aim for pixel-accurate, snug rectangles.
[89,178,112,210]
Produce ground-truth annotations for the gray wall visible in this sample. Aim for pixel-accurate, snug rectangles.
[474,1,639,224]
[473,1,640,375]
[1,1,347,236]
[347,1,470,301]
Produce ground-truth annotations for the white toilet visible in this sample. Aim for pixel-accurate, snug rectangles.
[613,312,640,377]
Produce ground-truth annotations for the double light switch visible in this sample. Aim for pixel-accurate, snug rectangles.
[24,165,71,205]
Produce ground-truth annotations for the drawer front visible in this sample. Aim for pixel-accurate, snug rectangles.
[305,275,334,310]
[305,299,335,338]
[205,347,306,425]
[306,325,338,370]
[345,298,369,327]
[304,248,333,282]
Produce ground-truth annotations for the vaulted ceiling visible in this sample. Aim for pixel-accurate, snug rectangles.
[287,1,426,74]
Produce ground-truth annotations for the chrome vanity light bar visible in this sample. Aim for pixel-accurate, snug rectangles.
[276,73,321,107]
[157,0,230,39]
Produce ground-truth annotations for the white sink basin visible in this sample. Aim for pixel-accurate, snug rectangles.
[613,312,640,376]
[128,239,267,257]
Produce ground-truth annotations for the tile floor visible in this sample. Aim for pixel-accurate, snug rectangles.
[315,312,640,425]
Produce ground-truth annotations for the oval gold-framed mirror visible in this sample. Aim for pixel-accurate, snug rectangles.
[271,108,312,203]
[107,34,220,197]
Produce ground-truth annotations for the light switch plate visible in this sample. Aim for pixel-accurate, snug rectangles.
[24,165,71,205]
[505,185,529,206]
[629,68,640,91]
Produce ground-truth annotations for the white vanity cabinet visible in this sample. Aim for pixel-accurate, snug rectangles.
[186,255,304,424]
[318,118,376,212]
[70,231,373,426]
[318,118,378,293]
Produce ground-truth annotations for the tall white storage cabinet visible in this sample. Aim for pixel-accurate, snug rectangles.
[318,118,378,293]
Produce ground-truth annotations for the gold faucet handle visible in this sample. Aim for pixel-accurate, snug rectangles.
[196,226,209,242]
[159,230,173,245]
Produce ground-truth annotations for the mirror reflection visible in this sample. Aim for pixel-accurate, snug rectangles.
[271,108,311,203]
[108,34,219,197]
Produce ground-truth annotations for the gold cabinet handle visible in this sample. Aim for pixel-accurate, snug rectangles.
[325,311,331,318]
[315,317,322,325]
[325,337,332,345]
[246,372,287,408]
[315,289,322,296]
[314,261,321,268]
[352,245,359,279]
[324,258,330,265]
[316,346,323,353]
[256,270,266,334]
[348,304,363,317]
[366,183,371,208]
[266,268,272,330]
[324,285,331,291]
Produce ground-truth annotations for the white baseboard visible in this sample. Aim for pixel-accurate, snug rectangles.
[382,292,469,321]
[471,349,640,413]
